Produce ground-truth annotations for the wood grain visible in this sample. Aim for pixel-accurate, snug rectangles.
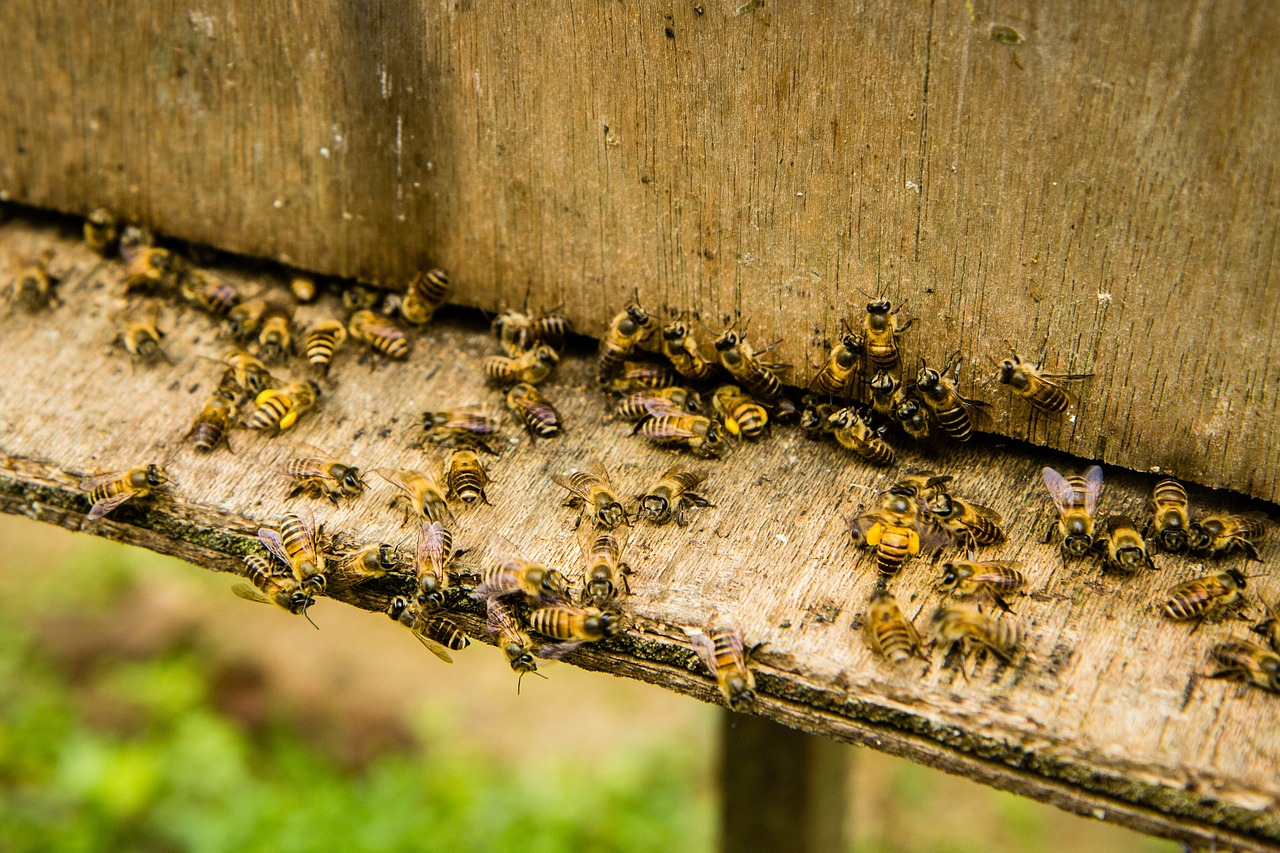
[0,1,1277,501]
[2,217,1278,849]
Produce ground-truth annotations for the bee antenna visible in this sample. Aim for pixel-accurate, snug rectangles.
[302,601,319,630]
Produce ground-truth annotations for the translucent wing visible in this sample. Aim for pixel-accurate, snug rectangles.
[231,582,270,604]
[418,521,451,577]
[486,598,519,636]
[289,511,322,566]
[411,627,456,663]
[78,470,129,491]
[682,627,719,675]
[1081,465,1104,516]
[373,467,415,497]
[584,459,612,488]
[577,522,629,568]
[651,422,699,440]
[86,490,136,521]
[488,535,532,571]
[550,472,591,501]
[257,528,292,567]
[1041,467,1076,516]
[536,640,585,660]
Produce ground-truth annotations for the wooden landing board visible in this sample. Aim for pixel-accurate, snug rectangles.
[1,217,1277,850]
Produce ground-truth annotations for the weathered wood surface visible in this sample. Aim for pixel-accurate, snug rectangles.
[1,2,1278,502]
[2,218,1279,850]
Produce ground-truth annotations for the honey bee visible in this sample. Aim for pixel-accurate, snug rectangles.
[827,407,895,465]
[852,490,941,576]
[492,306,572,355]
[890,471,954,502]
[348,309,411,359]
[800,397,838,440]
[505,382,564,439]
[1207,641,1280,694]
[1096,514,1155,573]
[117,224,155,254]
[1188,513,1268,561]
[246,380,320,432]
[578,524,629,609]
[868,371,901,422]
[341,283,389,314]
[997,349,1093,416]
[712,385,769,440]
[893,396,937,444]
[938,560,1025,613]
[401,268,449,326]
[635,414,729,459]
[606,360,679,393]
[598,304,658,383]
[1252,598,1280,653]
[810,322,864,398]
[373,467,452,525]
[225,297,269,340]
[929,604,1021,664]
[1042,465,1103,556]
[281,444,366,505]
[1146,478,1192,554]
[325,542,399,594]
[660,319,721,383]
[387,596,469,663]
[79,464,175,521]
[914,357,990,442]
[256,305,295,364]
[445,448,492,504]
[84,208,120,255]
[923,491,1006,549]
[186,392,237,453]
[258,511,327,597]
[423,409,501,453]
[1162,569,1247,622]
[222,349,272,396]
[486,599,544,686]
[3,250,59,313]
[552,460,627,528]
[614,387,701,422]
[289,275,318,303]
[179,269,240,316]
[122,245,184,294]
[683,620,756,709]
[231,554,315,620]
[862,296,915,371]
[864,590,925,663]
[414,520,454,608]
[473,536,570,604]
[116,302,172,365]
[713,328,789,404]
[638,466,712,527]
[304,320,348,376]
[483,343,560,386]
[530,604,624,658]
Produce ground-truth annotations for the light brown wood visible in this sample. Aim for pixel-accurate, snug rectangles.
[1,2,1278,502]
[2,217,1278,850]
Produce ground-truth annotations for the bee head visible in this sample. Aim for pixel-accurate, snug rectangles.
[625,304,649,326]
[1157,528,1188,553]
[727,678,756,708]
[939,564,959,588]
[1227,569,1248,589]
[713,330,738,352]
[997,360,1016,384]
[662,321,687,341]
[537,346,560,365]
[916,366,939,391]
[866,298,890,315]
[342,467,366,494]
[144,465,171,487]
[1063,534,1093,556]
[387,596,411,621]
[376,543,398,570]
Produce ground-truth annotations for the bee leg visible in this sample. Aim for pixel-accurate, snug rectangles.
[1242,541,1262,562]
[286,485,305,500]
[991,593,1014,615]
[1042,525,1055,545]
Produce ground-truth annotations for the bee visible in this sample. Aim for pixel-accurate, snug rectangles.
[122,245,183,294]
[186,393,237,453]
[348,309,412,359]
[505,382,564,438]
[659,319,721,383]
[997,349,1093,416]
[483,343,560,386]
[1207,641,1280,694]
[864,590,925,663]
[79,464,175,521]
[869,371,901,421]
[938,560,1025,613]
[445,448,492,504]
[116,302,172,365]
[415,520,454,609]
[401,268,449,326]
[473,536,570,604]
[179,269,240,316]
[635,414,729,459]
[3,250,59,313]
[256,304,295,364]
[827,407,895,465]
[325,542,399,594]
[893,396,937,444]
[800,398,838,440]
[300,319,349,377]
[1162,569,1247,622]
[552,459,627,528]
[606,360,679,393]
[492,306,572,355]
[1042,465,1103,556]
[712,385,769,440]
[222,349,272,396]
[713,328,788,404]
[810,322,864,398]
[614,387,701,421]
[862,296,915,371]
[598,304,658,383]
[530,604,624,657]
[924,491,1006,549]
[231,554,315,619]
[578,524,629,609]
[638,466,712,527]
[852,490,940,576]
[225,297,269,340]
[1146,478,1192,554]
[246,380,320,432]
[1188,512,1268,561]
[1095,515,1155,573]
[486,598,544,685]
[1252,599,1280,653]
[84,208,120,255]
[289,275,318,303]
[341,283,390,314]
[683,620,756,709]
[914,356,990,442]
[373,467,452,525]
[423,409,501,453]
[387,596,468,663]
[929,604,1021,664]
[281,444,366,506]
[117,224,155,254]
[258,511,327,597]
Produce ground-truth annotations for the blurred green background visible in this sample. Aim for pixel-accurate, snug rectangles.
[0,515,1176,853]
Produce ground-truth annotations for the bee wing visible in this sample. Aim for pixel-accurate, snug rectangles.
[959,395,993,428]
[537,640,585,660]
[291,441,341,465]
[78,470,129,491]
[682,627,720,674]
[231,582,270,604]
[652,422,700,440]
[1041,467,1077,517]
[488,535,531,570]
[577,523,629,569]
[291,511,322,565]
[485,598,517,635]
[257,528,293,567]
[410,628,456,663]
[374,467,420,498]
[1037,370,1094,382]
[550,471,591,501]
[85,490,137,521]
[418,521,450,575]
[971,563,1024,585]
[1082,465,1104,516]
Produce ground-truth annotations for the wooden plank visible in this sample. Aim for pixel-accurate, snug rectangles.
[0,2,1277,502]
[2,216,1278,850]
